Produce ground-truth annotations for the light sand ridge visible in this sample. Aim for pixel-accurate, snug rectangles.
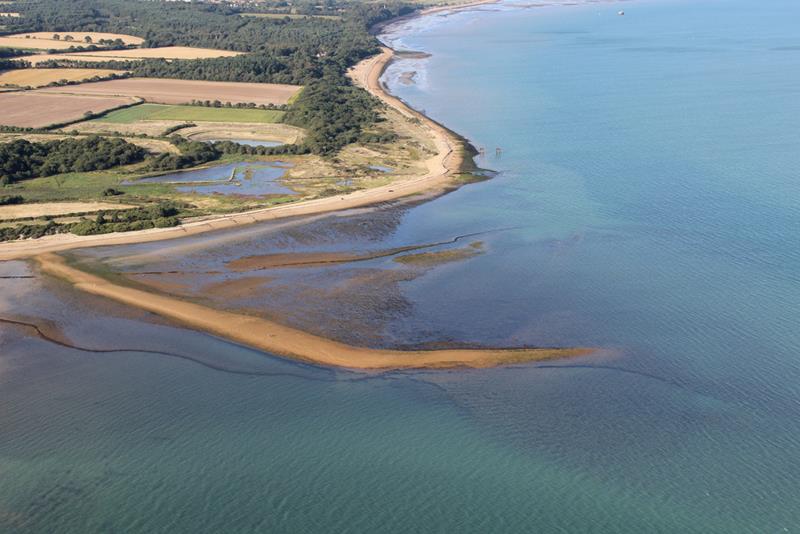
[37,253,592,370]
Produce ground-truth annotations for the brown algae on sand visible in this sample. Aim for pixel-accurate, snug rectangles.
[36,252,593,370]
[394,241,484,266]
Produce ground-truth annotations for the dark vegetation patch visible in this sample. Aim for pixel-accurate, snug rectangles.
[0,136,146,185]
[0,201,185,242]
[3,0,421,158]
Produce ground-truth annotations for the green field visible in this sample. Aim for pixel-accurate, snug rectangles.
[96,104,285,124]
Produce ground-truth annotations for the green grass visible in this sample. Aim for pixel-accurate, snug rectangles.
[3,154,268,205]
[96,104,285,124]
[286,87,304,106]
[4,168,171,203]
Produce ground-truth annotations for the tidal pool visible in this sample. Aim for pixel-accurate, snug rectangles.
[128,162,295,197]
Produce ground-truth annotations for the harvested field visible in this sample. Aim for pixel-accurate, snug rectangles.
[66,117,300,142]
[124,138,179,154]
[73,45,240,60]
[184,122,305,144]
[0,36,87,50]
[0,132,177,154]
[1,132,178,153]
[63,119,188,137]
[19,54,126,66]
[0,92,137,128]
[19,46,241,65]
[3,31,143,45]
[0,68,125,88]
[37,77,301,105]
[0,202,136,221]
[21,46,241,66]
[95,103,285,123]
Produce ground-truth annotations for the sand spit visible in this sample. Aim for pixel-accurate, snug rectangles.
[37,253,591,370]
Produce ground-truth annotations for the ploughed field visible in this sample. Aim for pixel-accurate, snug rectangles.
[0,68,125,88]
[20,46,242,65]
[0,92,137,127]
[36,77,301,105]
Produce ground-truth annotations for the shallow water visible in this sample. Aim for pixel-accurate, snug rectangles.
[129,161,295,196]
[369,164,393,173]
[2,0,800,531]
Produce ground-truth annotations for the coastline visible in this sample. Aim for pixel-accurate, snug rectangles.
[7,1,595,370]
[0,8,480,262]
[37,253,591,370]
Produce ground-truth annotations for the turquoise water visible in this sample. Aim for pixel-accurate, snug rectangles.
[2,0,800,531]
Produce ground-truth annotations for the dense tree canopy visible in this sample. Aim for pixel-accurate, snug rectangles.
[4,0,412,84]
[0,137,146,185]
[146,140,221,172]
[2,0,416,153]
[285,75,383,154]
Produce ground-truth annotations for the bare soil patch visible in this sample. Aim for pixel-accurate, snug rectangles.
[184,123,305,144]
[37,77,301,105]
[4,31,144,45]
[21,46,240,66]
[0,202,135,221]
[0,68,124,88]
[64,119,186,137]
[0,133,177,153]
[0,92,137,128]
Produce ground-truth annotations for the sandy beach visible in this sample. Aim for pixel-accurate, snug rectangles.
[37,253,591,370]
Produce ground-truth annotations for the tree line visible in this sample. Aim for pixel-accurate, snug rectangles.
[0,137,146,185]
[2,0,417,154]
[0,202,183,242]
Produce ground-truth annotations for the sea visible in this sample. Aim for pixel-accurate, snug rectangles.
[1,0,799,531]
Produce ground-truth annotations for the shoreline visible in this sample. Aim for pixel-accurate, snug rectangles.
[37,253,592,370]
[0,7,480,262]
[9,1,596,370]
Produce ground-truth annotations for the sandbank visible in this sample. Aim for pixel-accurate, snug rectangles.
[37,253,591,370]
